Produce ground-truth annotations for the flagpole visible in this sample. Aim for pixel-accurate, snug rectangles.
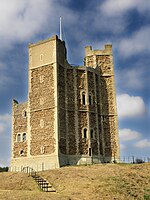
[60,16,62,40]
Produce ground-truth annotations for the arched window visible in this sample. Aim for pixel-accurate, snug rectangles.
[22,133,26,142]
[90,129,94,139]
[82,92,86,105]
[20,150,24,156]
[17,134,21,142]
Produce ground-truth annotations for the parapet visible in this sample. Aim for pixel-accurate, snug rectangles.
[28,35,65,48]
[85,44,113,57]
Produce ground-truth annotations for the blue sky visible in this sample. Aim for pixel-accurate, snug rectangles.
[0,0,149,166]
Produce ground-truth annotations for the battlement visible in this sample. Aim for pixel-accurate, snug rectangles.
[85,44,112,57]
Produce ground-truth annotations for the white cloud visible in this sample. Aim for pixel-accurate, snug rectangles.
[100,0,137,17]
[117,94,146,119]
[118,26,150,58]
[135,139,150,148]
[100,0,150,17]
[0,125,5,134]
[119,129,141,141]
[0,114,11,123]
[0,0,51,50]
[0,74,14,91]
[116,66,148,91]
[0,114,11,135]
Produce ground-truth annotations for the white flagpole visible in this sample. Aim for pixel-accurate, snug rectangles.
[60,16,62,40]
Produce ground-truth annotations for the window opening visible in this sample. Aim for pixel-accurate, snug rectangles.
[40,119,44,128]
[82,92,86,105]
[20,150,24,156]
[89,148,92,156]
[90,129,94,139]
[41,146,45,154]
[22,110,27,117]
[89,95,92,105]
[22,133,26,142]
[83,128,87,138]
[39,75,44,83]
[17,134,21,142]
[40,54,43,61]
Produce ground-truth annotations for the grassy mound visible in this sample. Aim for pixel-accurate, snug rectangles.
[0,163,150,199]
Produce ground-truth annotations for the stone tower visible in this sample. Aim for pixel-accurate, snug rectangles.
[10,35,120,171]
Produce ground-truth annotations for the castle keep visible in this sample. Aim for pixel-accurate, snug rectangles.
[10,35,120,171]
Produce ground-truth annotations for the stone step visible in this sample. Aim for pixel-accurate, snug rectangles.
[37,180,47,183]
[41,185,52,188]
[42,187,56,192]
[31,172,56,192]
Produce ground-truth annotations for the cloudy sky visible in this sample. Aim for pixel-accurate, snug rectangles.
[0,0,149,166]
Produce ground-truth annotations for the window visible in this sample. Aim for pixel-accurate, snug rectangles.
[101,116,105,121]
[41,146,45,154]
[89,148,92,156]
[17,134,21,142]
[89,93,93,105]
[40,54,43,61]
[20,150,24,156]
[22,133,26,142]
[39,75,44,83]
[40,119,44,128]
[82,92,86,105]
[22,110,27,118]
[90,129,94,139]
[40,98,44,105]
[83,128,87,139]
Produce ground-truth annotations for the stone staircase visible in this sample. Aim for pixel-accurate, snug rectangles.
[22,167,56,192]
[32,174,56,192]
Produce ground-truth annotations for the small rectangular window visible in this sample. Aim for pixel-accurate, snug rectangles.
[89,148,92,156]
[89,95,92,105]
[82,92,86,105]
[90,129,94,139]
[40,54,43,61]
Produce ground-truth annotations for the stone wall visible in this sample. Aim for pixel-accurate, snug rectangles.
[84,46,120,159]
[66,69,76,155]
[96,55,112,75]
[29,64,55,156]
[58,64,67,154]
[30,64,55,110]
[13,102,28,158]
[78,111,88,155]
[77,69,87,110]
[100,76,115,114]
[87,71,95,111]
[96,55,119,158]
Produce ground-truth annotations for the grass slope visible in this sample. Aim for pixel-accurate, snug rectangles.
[0,163,150,200]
